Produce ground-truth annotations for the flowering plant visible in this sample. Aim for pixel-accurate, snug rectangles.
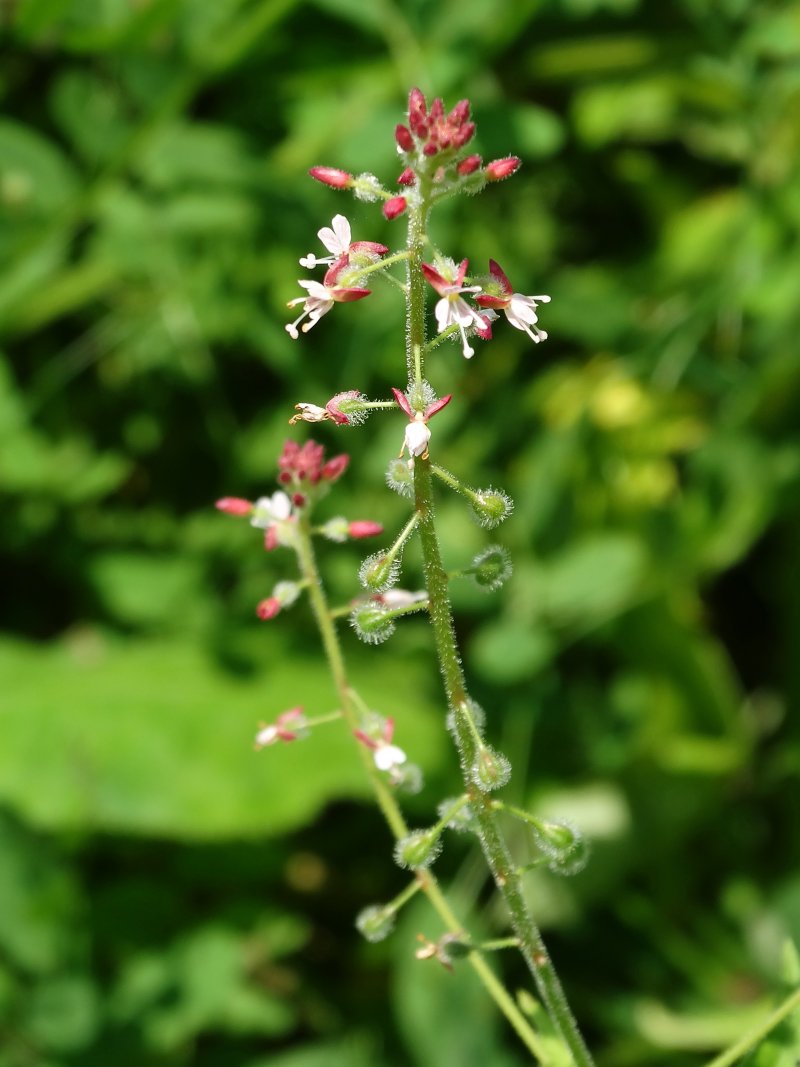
[215,89,787,1066]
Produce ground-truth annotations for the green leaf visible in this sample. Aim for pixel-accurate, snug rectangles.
[0,120,79,215]
[24,975,100,1052]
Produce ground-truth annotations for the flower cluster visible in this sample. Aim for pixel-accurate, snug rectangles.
[288,88,548,355]
[286,215,387,339]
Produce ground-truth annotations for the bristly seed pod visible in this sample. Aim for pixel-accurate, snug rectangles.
[469,488,514,529]
[470,545,513,591]
[394,829,443,871]
[356,904,396,943]
[471,743,511,792]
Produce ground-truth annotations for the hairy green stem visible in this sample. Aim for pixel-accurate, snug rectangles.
[407,198,596,1067]
[704,986,800,1067]
[292,515,550,1062]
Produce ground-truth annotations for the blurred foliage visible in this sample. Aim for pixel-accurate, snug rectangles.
[2,0,800,1063]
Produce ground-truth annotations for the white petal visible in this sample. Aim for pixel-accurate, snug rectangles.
[332,214,351,248]
[434,297,453,332]
[404,421,431,457]
[255,725,279,747]
[298,280,330,299]
[294,403,328,422]
[374,744,407,770]
[317,214,351,255]
[508,294,540,324]
[270,491,293,520]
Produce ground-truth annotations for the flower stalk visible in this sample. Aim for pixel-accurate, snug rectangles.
[292,509,552,1062]
[407,188,596,1067]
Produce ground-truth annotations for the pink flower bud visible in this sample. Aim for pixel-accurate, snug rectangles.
[485,156,521,181]
[395,124,414,151]
[429,97,444,122]
[383,196,407,220]
[457,154,482,176]
[408,88,427,135]
[448,99,470,126]
[308,166,353,189]
[321,453,350,482]
[422,142,438,157]
[256,597,281,620]
[453,122,475,147]
[348,520,384,539]
[397,167,416,186]
[215,497,253,516]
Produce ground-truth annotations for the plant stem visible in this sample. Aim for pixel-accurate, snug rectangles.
[704,986,800,1067]
[407,198,596,1067]
[292,514,550,1063]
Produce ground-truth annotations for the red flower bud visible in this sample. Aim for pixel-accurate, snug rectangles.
[395,124,414,151]
[457,154,482,176]
[408,88,427,136]
[256,597,281,620]
[423,142,438,157]
[397,167,416,186]
[448,99,470,126]
[429,97,444,122]
[321,453,350,482]
[348,520,384,539]
[383,196,407,220]
[292,492,306,508]
[215,497,252,516]
[485,156,521,181]
[308,166,353,189]
[453,122,476,147]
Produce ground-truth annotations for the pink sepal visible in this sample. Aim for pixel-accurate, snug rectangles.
[485,156,521,181]
[309,166,353,188]
[215,497,253,516]
[321,453,349,482]
[348,520,384,539]
[256,597,281,620]
[383,196,407,220]
[425,394,452,418]
[391,387,414,418]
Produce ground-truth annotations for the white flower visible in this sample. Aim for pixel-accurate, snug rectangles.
[299,214,351,268]
[250,491,292,529]
[504,292,550,342]
[374,743,407,772]
[254,724,279,747]
[404,417,431,458]
[422,259,489,359]
[475,260,550,343]
[289,402,329,424]
[285,260,371,339]
[285,280,336,338]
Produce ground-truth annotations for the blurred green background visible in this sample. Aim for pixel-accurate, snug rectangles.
[2,0,800,1064]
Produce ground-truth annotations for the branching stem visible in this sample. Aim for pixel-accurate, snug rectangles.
[292,514,551,1063]
[407,194,596,1067]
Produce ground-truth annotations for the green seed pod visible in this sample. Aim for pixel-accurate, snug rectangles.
[530,819,590,877]
[358,551,401,592]
[470,545,513,591]
[470,743,511,792]
[437,797,476,833]
[394,829,443,871]
[446,698,486,738]
[355,904,396,943]
[469,488,514,530]
[386,457,414,499]
[350,604,396,645]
